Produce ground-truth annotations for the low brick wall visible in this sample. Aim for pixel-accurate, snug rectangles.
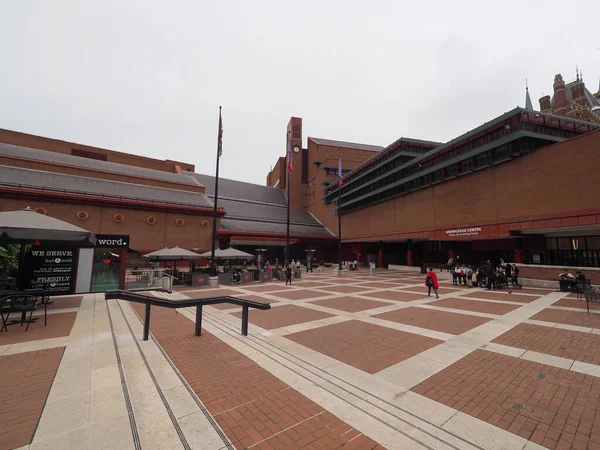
[518,264,600,285]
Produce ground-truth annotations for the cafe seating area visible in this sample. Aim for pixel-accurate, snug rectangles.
[0,289,51,332]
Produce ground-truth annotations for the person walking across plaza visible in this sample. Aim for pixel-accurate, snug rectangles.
[425,267,439,299]
[285,262,292,285]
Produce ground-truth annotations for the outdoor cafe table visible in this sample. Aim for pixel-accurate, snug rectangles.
[0,288,50,330]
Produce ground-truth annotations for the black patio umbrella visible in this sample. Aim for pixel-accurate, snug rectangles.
[0,207,96,244]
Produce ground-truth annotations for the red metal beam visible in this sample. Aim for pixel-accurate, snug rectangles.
[217,229,336,241]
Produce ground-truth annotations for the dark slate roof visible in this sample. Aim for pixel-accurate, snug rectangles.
[0,143,198,187]
[184,173,334,237]
[220,218,334,237]
[525,87,534,110]
[0,165,213,208]
[186,172,287,206]
[218,199,319,225]
[308,137,383,152]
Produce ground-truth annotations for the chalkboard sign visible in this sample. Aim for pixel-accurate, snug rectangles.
[23,247,77,295]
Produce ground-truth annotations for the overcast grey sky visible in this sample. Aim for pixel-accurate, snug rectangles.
[1,1,599,185]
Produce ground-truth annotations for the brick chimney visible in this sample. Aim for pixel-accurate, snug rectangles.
[553,74,567,115]
[539,95,551,112]
[571,81,586,107]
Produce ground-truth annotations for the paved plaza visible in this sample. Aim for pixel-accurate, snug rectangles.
[1,269,600,449]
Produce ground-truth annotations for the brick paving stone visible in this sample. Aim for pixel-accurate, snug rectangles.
[208,296,276,311]
[46,295,83,311]
[231,304,333,330]
[0,312,77,346]
[399,287,465,296]
[315,278,365,285]
[0,347,64,450]
[412,349,600,450]
[318,285,374,294]
[374,306,490,334]
[128,303,378,449]
[181,288,240,298]
[359,290,426,302]
[358,282,410,289]
[532,308,600,329]
[553,298,599,311]
[462,291,540,303]
[271,289,330,300]
[240,284,290,293]
[428,297,522,315]
[493,323,600,365]
[519,288,556,296]
[286,320,442,374]
[293,281,335,288]
[309,296,391,313]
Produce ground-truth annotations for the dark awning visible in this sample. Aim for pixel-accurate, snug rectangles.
[0,207,95,244]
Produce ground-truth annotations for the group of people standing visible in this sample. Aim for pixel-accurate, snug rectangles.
[476,260,520,290]
[428,257,521,294]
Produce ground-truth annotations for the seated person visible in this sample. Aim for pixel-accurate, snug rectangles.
[497,270,508,287]
[575,271,586,281]
[559,269,574,280]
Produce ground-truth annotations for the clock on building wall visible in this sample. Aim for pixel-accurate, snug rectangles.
[293,145,300,153]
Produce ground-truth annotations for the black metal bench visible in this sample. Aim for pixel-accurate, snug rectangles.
[585,287,600,314]
[105,290,271,341]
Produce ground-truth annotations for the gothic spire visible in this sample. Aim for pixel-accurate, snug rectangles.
[525,79,534,110]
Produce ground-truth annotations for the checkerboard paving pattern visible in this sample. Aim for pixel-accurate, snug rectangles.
[374,306,491,334]
[231,304,334,330]
[318,285,375,294]
[129,303,381,449]
[359,290,427,302]
[532,308,600,329]
[181,288,239,298]
[15,269,600,450]
[429,297,522,315]
[462,291,540,303]
[493,323,600,366]
[553,298,598,311]
[272,289,331,300]
[241,284,290,293]
[308,296,391,313]
[358,282,410,289]
[286,320,443,374]
[412,349,600,450]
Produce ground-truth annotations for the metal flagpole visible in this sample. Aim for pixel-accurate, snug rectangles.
[337,153,343,272]
[286,130,291,266]
[210,106,223,277]
[337,179,342,272]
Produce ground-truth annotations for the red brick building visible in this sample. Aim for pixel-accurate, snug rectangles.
[0,128,336,278]
[538,72,600,124]
[267,108,600,282]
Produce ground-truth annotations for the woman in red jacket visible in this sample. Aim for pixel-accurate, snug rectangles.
[425,267,439,298]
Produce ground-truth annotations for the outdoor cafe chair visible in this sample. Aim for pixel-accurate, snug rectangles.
[0,293,45,332]
[575,279,592,301]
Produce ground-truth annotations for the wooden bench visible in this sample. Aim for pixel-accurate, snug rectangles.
[105,290,271,340]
